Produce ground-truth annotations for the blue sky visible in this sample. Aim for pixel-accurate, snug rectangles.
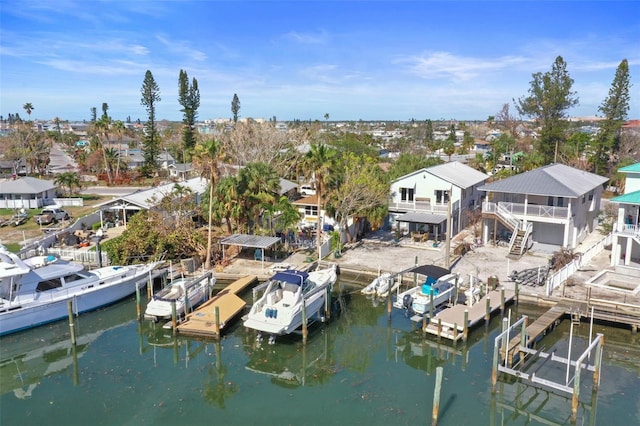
[1,1,638,122]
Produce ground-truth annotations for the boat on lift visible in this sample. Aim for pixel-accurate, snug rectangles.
[243,265,337,344]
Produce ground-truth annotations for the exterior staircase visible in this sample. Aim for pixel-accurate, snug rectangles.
[493,203,531,258]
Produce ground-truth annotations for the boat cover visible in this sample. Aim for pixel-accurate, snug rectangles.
[271,270,308,286]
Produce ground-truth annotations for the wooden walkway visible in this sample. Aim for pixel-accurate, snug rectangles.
[424,288,515,341]
[504,305,566,365]
[177,275,258,338]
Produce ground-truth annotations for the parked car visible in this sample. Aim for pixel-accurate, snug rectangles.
[300,185,316,196]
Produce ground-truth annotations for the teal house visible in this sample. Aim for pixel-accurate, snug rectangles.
[610,163,640,267]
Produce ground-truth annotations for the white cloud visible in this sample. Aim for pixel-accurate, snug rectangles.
[155,34,207,62]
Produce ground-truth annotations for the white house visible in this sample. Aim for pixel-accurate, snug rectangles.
[478,163,608,255]
[388,161,489,240]
[610,162,640,267]
[0,177,57,209]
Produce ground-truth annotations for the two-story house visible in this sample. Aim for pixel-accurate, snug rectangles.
[478,163,607,256]
[388,161,489,240]
[610,162,640,267]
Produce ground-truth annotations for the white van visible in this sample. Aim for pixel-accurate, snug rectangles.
[300,185,316,196]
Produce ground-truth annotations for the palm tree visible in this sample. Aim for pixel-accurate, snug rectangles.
[112,120,126,179]
[92,117,113,184]
[303,143,336,260]
[23,103,34,121]
[237,162,281,232]
[192,138,223,268]
[54,172,82,196]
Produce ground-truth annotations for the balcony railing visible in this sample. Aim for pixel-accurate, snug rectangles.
[483,201,570,220]
[388,200,449,213]
[614,223,640,236]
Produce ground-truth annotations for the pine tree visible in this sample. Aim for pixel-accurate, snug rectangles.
[515,56,578,164]
[178,69,200,158]
[231,93,240,123]
[591,59,631,174]
[140,70,161,177]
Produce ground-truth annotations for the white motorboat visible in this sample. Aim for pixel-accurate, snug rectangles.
[144,273,214,321]
[243,266,337,343]
[394,273,458,316]
[0,247,160,336]
[361,272,392,297]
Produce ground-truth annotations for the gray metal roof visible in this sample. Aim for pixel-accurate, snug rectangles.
[219,234,282,249]
[425,161,489,188]
[478,163,609,198]
[0,176,56,194]
[396,212,447,224]
[279,178,297,195]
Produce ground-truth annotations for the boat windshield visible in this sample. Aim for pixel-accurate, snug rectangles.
[36,278,63,292]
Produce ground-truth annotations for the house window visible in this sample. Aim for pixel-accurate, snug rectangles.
[582,194,586,204]
[557,197,564,207]
[435,190,449,204]
[589,192,594,201]
[304,206,318,216]
[400,187,415,202]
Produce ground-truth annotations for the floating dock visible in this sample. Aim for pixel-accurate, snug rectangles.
[423,288,516,341]
[177,275,258,338]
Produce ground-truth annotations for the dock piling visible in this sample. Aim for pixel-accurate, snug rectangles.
[135,284,142,321]
[171,301,177,335]
[432,366,443,425]
[485,297,491,323]
[463,310,469,342]
[67,300,76,346]
[302,301,308,344]
[214,306,220,336]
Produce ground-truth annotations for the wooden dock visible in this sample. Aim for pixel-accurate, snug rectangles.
[177,275,258,338]
[504,304,566,365]
[424,288,515,341]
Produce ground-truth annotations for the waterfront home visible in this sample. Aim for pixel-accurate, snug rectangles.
[610,162,640,267]
[388,161,489,240]
[478,163,608,255]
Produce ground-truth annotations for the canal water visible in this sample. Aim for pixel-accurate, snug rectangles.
[1,279,639,425]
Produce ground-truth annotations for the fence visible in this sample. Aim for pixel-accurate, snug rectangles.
[546,233,612,296]
[52,198,84,207]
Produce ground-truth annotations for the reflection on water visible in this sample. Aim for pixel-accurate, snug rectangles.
[1,280,639,425]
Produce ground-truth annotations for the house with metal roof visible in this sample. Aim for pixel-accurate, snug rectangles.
[478,163,608,254]
[388,161,489,240]
[96,177,208,227]
[610,162,640,267]
[0,176,57,209]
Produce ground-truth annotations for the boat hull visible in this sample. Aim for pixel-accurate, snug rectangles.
[0,264,156,336]
[243,267,337,336]
[144,283,209,321]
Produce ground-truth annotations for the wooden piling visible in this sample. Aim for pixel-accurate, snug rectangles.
[432,366,443,426]
[463,310,469,342]
[325,286,331,321]
[135,285,142,320]
[437,318,442,340]
[500,288,505,312]
[302,301,308,344]
[67,300,76,346]
[214,306,220,336]
[422,314,427,337]
[171,301,177,335]
[485,297,491,322]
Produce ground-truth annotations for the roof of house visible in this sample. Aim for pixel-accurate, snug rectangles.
[618,163,640,173]
[0,176,56,194]
[425,161,489,188]
[392,160,489,189]
[478,163,609,198]
[611,190,640,205]
[98,177,208,210]
[293,195,318,206]
[279,178,297,195]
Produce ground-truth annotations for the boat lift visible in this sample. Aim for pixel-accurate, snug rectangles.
[491,313,604,423]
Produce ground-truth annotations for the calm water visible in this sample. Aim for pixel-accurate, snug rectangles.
[1,279,639,426]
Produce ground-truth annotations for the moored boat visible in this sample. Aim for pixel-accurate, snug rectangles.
[394,273,459,316]
[144,273,214,321]
[243,265,337,343]
[361,272,392,297]
[0,246,160,336]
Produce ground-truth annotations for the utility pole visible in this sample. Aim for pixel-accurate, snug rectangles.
[445,186,452,269]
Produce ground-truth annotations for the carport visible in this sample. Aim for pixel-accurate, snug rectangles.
[219,234,282,269]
